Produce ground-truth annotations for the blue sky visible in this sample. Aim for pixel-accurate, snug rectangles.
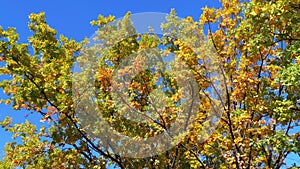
[0,0,299,167]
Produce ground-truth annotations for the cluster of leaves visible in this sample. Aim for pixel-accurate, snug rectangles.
[0,0,300,168]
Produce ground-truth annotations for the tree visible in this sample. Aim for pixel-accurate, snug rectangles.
[1,0,300,168]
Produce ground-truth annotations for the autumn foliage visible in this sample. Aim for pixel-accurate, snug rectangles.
[1,0,300,168]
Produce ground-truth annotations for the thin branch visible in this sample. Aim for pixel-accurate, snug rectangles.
[207,21,242,169]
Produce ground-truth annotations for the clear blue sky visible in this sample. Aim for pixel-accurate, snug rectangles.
[0,0,299,167]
